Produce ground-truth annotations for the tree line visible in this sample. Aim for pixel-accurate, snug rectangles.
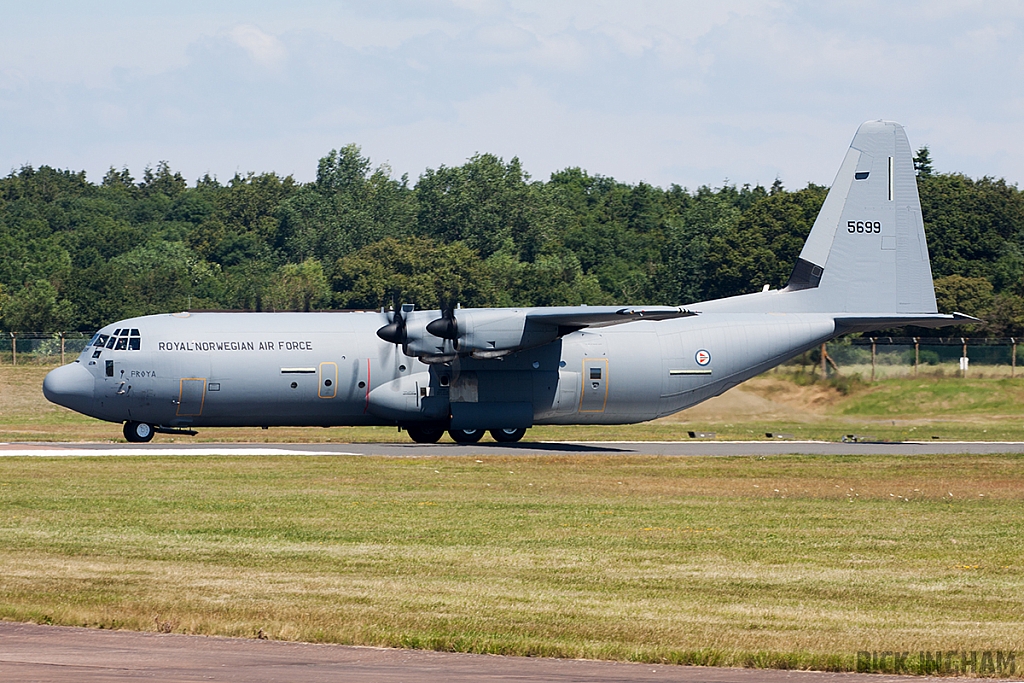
[1,144,1022,336]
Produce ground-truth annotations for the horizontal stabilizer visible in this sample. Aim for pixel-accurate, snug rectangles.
[835,312,980,333]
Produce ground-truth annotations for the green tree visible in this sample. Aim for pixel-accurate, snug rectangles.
[266,259,331,311]
[651,186,744,304]
[934,274,994,315]
[918,173,1024,287]
[2,279,74,332]
[914,146,934,177]
[416,154,535,259]
[334,237,494,309]
[704,184,827,299]
[277,145,416,266]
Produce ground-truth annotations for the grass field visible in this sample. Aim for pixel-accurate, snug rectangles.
[5,363,1024,443]
[1,453,1023,675]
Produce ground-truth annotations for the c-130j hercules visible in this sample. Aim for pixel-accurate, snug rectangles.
[44,121,972,443]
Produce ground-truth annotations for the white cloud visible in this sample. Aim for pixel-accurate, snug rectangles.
[0,1,1022,188]
[228,24,288,67]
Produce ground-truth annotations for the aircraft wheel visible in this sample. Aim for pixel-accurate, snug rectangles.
[406,426,444,444]
[449,428,484,444]
[123,421,154,443]
[490,427,527,443]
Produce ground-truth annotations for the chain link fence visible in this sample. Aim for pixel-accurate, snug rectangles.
[0,332,93,365]
[795,337,1024,380]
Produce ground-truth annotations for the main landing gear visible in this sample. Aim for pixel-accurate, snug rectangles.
[449,428,484,443]
[406,426,445,443]
[405,426,528,444]
[123,421,154,443]
[490,427,527,443]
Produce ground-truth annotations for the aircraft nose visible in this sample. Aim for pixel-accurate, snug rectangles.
[43,363,95,412]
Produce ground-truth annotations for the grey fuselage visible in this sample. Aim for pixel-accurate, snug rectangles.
[43,296,838,431]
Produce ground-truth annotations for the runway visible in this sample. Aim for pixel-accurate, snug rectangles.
[4,440,1024,457]
[0,622,915,683]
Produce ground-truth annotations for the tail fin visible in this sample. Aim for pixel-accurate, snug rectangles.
[785,120,937,315]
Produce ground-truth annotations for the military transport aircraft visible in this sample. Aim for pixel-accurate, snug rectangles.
[44,121,972,444]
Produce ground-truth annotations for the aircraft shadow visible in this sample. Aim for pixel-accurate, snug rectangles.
[478,441,629,453]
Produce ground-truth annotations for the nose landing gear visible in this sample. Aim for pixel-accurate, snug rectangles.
[123,421,154,443]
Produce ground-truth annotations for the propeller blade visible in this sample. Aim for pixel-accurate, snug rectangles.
[376,297,408,344]
[425,315,457,339]
[426,298,459,340]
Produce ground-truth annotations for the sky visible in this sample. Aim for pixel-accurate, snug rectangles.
[1,1,1022,191]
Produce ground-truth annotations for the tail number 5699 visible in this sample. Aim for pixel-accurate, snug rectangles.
[848,220,881,233]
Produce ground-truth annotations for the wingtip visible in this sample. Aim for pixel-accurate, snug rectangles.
[951,312,983,323]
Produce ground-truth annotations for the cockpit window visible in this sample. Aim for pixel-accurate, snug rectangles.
[100,328,142,351]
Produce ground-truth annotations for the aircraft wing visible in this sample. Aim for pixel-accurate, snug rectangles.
[526,305,697,331]
[395,304,698,362]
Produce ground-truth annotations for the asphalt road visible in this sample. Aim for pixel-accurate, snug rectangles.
[0,622,916,683]
[4,440,1024,457]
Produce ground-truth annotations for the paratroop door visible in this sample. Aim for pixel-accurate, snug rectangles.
[580,358,608,412]
[319,362,337,399]
[177,378,206,416]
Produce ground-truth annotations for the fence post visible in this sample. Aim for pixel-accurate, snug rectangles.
[1013,338,1017,378]
[961,337,968,377]
[870,337,876,382]
[821,343,827,378]
[60,332,66,365]
[10,332,15,366]
[914,337,919,376]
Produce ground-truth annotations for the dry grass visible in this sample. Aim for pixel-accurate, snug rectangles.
[1,453,1023,674]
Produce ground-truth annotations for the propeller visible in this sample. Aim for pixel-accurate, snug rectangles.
[426,299,459,347]
[377,298,410,345]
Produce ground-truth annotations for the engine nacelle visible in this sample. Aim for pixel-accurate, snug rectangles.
[382,307,569,363]
[445,309,560,359]
[398,311,457,361]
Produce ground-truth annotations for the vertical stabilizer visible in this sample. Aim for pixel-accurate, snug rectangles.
[785,121,937,314]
